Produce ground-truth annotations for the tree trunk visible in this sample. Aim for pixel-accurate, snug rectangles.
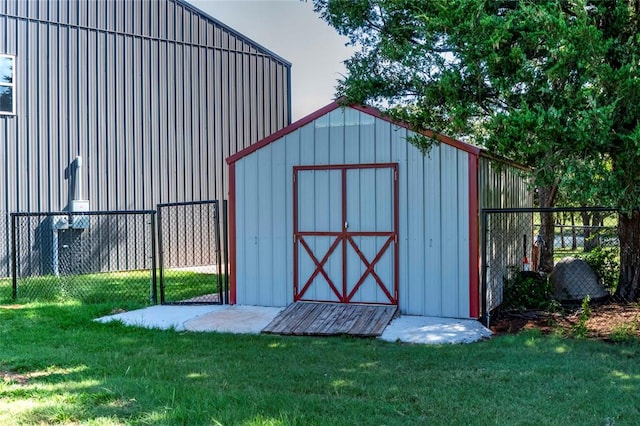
[616,210,640,301]
[537,185,556,273]
[581,210,601,252]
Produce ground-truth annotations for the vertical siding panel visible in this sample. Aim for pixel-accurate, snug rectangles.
[77,0,86,27]
[158,41,168,204]
[314,111,331,165]
[214,37,224,201]
[256,147,273,305]
[166,42,177,203]
[406,132,427,314]
[457,151,470,317]
[68,25,79,189]
[440,144,459,317]
[68,0,78,27]
[328,108,345,164]
[375,119,391,163]
[23,20,32,211]
[247,46,257,149]
[84,29,97,207]
[256,56,265,140]
[241,154,259,305]
[235,161,247,302]
[422,145,442,315]
[141,38,151,208]
[95,30,107,210]
[205,44,215,200]
[343,109,362,163]
[196,45,207,201]
[86,0,96,29]
[38,21,49,211]
[359,114,375,164]
[284,131,300,304]
[271,135,287,305]
[236,47,245,152]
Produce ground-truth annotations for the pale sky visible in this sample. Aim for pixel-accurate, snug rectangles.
[187,0,356,121]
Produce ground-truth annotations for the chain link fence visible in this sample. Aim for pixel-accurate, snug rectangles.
[10,211,157,305]
[5,200,228,307]
[157,200,227,304]
[0,212,11,301]
[482,208,620,324]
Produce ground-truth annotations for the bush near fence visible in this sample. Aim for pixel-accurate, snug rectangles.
[482,208,621,323]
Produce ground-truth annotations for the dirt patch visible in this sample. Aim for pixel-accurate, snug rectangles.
[491,302,640,340]
[1,370,50,385]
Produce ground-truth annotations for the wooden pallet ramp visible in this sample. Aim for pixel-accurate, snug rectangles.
[262,302,397,337]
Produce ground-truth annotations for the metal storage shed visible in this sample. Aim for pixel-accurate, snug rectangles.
[227,102,530,319]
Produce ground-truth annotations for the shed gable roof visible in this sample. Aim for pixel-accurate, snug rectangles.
[226,101,483,165]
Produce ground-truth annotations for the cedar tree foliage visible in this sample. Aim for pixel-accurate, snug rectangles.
[314,0,640,299]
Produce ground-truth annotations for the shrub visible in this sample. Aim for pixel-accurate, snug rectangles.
[577,246,619,291]
[502,270,557,311]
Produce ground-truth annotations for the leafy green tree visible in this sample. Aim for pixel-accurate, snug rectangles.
[314,0,640,300]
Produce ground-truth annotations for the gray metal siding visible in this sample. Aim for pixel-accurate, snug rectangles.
[234,107,473,318]
[478,157,531,210]
[0,0,291,276]
[0,0,290,212]
[478,156,533,311]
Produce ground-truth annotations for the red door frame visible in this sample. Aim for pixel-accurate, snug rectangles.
[293,163,399,305]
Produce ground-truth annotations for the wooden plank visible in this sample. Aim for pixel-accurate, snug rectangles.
[262,302,397,337]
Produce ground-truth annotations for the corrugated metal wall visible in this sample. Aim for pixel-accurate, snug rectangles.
[478,156,534,311]
[0,0,291,277]
[234,106,472,318]
[478,157,531,210]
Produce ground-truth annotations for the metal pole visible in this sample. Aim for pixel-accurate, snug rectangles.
[214,201,223,304]
[222,200,229,304]
[150,211,158,304]
[480,210,489,328]
[10,213,17,300]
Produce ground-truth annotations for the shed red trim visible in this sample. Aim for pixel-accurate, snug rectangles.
[226,101,483,165]
[228,163,237,305]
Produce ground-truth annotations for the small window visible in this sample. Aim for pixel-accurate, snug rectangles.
[0,55,15,115]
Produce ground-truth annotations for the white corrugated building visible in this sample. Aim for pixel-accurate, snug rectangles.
[226,102,530,319]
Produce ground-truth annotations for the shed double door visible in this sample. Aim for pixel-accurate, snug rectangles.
[293,164,398,305]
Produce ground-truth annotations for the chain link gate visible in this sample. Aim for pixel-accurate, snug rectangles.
[10,210,157,304]
[157,200,228,304]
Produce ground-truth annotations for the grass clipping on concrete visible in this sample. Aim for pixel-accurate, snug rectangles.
[1,302,640,425]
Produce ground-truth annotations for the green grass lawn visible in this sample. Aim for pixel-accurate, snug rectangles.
[0,270,222,306]
[1,302,640,425]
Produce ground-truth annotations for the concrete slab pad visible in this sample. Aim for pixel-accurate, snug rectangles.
[94,305,223,331]
[95,306,492,344]
[184,305,285,333]
[379,315,492,344]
